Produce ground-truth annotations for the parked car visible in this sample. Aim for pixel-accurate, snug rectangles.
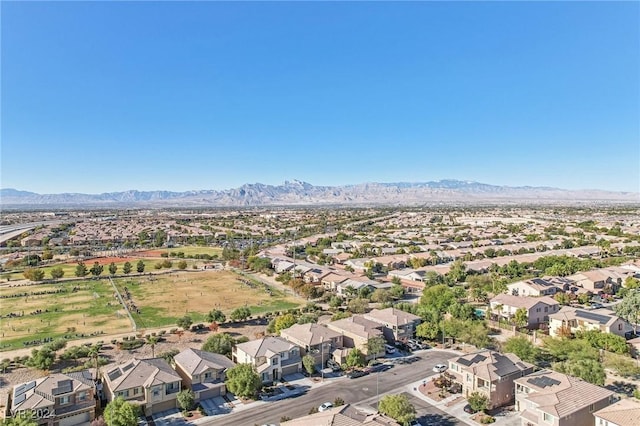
[319,402,333,412]
[385,344,397,354]
[463,404,478,414]
[433,363,447,373]
[347,369,370,379]
[369,364,393,373]
[327,359,341,372]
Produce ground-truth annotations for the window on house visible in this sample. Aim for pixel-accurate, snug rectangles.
[543,412,553,423]
[133,388,139,395]
[204,372,212,379]
[272,357,279,365]
[618,324,622,330]
[77,391,88,401]
[536,308,541,312]
[590,403,595,412]
[544,307,548,312]
[59,395,70,405]
[153,389,160,397]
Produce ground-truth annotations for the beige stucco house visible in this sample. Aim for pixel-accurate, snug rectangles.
[548,307,631,338]
[173,348,235,400]
[232,336,302,384]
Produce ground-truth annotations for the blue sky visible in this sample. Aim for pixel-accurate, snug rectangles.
[2,1,638,194]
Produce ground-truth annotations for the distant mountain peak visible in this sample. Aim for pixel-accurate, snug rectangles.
[1,180,637,208]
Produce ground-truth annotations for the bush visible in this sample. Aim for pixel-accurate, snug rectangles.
[480,416,495,424]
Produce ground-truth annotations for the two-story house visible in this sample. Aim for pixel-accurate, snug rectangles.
[10,371,96,426]
[593,398,640,426]
[548,307,631,338]
[490,294,560,329]
[514,370,614,426]
[173,348,235,401]
[279,323,344,368]
[232,336,302,384]
[102,358,182,416]
[448,350,534,410]
[363,308,421,342]
[507,278,566,297]
[326,315,385,361]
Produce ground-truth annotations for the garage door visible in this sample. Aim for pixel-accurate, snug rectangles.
[151,399,177,414]
[58,411,90,426]
[282,364,299,376]
[198,386,222,401]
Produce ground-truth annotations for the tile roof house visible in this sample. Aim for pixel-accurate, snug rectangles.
[326,315,385,360]
[514,370,614,426]
[9,371,96,426]
[490,294,560,329]
[592,398,640,426]
[448,350,534,410]
[279,323,344,368]
[283,404,401,426]
[363,308,421,342]
[232,336,302,384]
[507,278,564,297]
[173,348,235,401]
[102,358,182,416]
[548,307,631,338]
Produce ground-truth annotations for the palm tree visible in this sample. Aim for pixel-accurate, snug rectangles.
[147,336,159,358]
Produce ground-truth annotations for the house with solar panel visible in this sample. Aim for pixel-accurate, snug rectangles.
[514,370,615,426]
[548,307,632,338]
[102,358,182,416]
[9,371,96,426]
[447,350,534,410]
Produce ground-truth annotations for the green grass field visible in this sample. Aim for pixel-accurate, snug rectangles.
[166,246,223,257]
[0,269,301,351]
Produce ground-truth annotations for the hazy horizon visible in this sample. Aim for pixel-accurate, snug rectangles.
[2,2,638,193]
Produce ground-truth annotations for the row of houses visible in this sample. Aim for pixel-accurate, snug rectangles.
[446,349,640,426]
[6,308,421,425]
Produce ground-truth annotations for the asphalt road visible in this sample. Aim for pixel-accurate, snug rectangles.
[201,350,460,426]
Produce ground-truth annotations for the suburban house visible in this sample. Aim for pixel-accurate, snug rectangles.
[321,273,350,291]
[507,278,565,297]
[173,348,235,401]
[514,370,614,426]
[283,404,401,426]
[102,358,182,416]
[326,315,385,360]
[592,398,640,426]
[548,307,631,338]
[447,350,534,410]
[387,269,426,282]
[490,294,560,329]
[363,308,421,342]
[232,336,302,384]
[336,279,376,297]
[9,371,96,426]
[567,270,621,293]
[279,323,343,368]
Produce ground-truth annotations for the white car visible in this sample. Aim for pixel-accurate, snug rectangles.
[319,402,334,412]
[433,364,447,373]
[385,344,397,354]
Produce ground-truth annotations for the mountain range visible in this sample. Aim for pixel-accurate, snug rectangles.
[1,180,638,208]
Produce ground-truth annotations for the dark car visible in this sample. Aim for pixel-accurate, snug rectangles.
[369,364,393,373]
[463,404,478,414]
[347,369,370,379]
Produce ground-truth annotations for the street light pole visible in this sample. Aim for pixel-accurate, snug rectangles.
[321,336,324,382]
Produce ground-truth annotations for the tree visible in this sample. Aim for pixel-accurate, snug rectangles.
[177,260,188,270]
[416,321,439,340]
[348,298,369,314]
[302,354,316,375]
[50,266,64,280]
[467,391,489,413]
[503,336,539,363]
[614,290,640,335]
[176,316,193,331]
[273,313,297,334]
[177,389,195,412]
[553,358,605,385]
[329,296,343,309]
[202,333,235,357]
[108,262,118,275]
[90,262,104,277]
[513,308,529,329]
[23,268,45,281]
[345,348,365,368]
[365,336,385,360]
[230,307,251,322]
[146,336,159,358]
[0,411,38,426]
[447,259,467,283]
[103,396,138,426]
[26,347,55,370]
[75,261,88,277]
[225,364,262,399]
[420,285,455,314]
[371,289,392,303]
[206,309,226,323]
[389,284,405,299]
[378,394,416,425]
[136,260,145,273]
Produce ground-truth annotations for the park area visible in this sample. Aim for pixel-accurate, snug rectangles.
[0,269,301,352]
